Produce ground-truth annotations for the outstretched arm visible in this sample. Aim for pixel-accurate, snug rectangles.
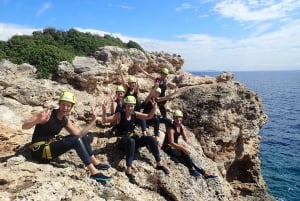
[157,86,178,102]
[22,108,52,129]
[136,63,156,80]
[118,62,128,87]
[136,98,157,120]
[166,80,177,89]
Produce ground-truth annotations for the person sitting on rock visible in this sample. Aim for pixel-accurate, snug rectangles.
[22,91,112,183]
[136,63,181,118]
[110,85,126,115]
[140,87,178,143]
[102,95,169,184]
[161,109,217,179]
[118,62,141,112]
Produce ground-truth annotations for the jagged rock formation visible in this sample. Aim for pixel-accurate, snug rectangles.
[0,47,273,201]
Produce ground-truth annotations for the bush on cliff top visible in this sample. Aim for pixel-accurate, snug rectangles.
[0,27,144,79]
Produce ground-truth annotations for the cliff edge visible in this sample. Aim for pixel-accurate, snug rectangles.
[0,46,273,201]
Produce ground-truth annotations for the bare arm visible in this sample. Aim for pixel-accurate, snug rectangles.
[136,63,156,80]
[65,107,98,137]
[157,86,178,102]
[167,81,177,89]
[136,98,157,120]
[118,62,128,87]
[167,127,191,155]
[22,108,52,129]
[110,93,117,114]
[102,100,120,123]
[180,125,188,142]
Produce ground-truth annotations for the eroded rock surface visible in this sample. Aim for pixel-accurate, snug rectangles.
[0,48,273,201]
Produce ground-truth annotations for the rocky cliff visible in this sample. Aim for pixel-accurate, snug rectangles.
[0,46,273,201]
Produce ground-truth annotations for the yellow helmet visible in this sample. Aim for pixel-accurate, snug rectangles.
[161,67,169,75]
[124,95,136,104]
[116,85,125,92]
[128,76,136,83]
[59,91,76,104]
[173,109,183,117]
[155,87,161,94]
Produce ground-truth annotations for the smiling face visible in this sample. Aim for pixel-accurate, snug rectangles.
[58,100,73,117]
[125,103,135,112]
[173,116,183,125]
[128,82,136,89]
[116,91,124,100]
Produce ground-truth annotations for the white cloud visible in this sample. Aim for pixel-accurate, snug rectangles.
[176,3,192,12]
[1,21,299,71]
[108,4,135,10]
[214,0,300,21]
[0,23,38,41]
[36,2,51,18]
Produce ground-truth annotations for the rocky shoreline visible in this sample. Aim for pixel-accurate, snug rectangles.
[0,46,273,201]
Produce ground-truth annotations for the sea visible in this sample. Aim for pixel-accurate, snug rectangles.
[192,71,300,201]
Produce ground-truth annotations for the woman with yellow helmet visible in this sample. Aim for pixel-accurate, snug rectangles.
[118,62,141,111]
[140,86,178,142]
[102,95,169,184]
[110,85,126,114]
[22,91,112,183]
[161,109,217,179]
[136,63,178,118]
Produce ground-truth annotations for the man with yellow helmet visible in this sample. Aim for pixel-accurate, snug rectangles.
[102,95,169,184]
[22,91,112,182]
[161,109,217,179]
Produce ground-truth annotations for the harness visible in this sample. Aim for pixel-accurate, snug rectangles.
[29,135,63,160]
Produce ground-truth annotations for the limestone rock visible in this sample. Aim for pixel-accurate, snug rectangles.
[0,46,273,201]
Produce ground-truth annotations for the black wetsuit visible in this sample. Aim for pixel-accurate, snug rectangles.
[162,122,205,174]
[155,77,168,117]
[140,98,160,136]
[30,109,94,165]
[114,100,125,114]
[116,110,161,167]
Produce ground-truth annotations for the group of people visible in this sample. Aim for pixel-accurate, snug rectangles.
[22,63,216,184]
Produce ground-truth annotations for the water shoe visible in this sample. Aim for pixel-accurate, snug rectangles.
[90,172,112,182]
[156,166,170,174]
[204,174,218,179]
[189,169,201,177]
[94,163,110,170]
[125,172,137,184]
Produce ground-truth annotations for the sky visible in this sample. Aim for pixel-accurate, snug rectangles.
[1,0,300,72]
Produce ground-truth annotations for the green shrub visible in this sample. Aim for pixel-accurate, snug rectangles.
[0,28,144,79]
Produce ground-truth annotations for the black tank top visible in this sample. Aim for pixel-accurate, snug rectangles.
[124,87,138,99]
[115,100,125,113]
[155,77,167,97]
[141,98,158,114]
[116,110,136,135]
[162,122,183,147]
[31,109,68,143]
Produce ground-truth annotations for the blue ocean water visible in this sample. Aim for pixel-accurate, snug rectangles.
[192,71,300,201]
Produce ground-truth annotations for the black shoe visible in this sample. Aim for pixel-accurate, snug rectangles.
[94,163,110,170]
[125,172,137,184]
[156,165,170,174]
[189,169,201,177]
[204,174,218,179]
[90,172,112,182]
